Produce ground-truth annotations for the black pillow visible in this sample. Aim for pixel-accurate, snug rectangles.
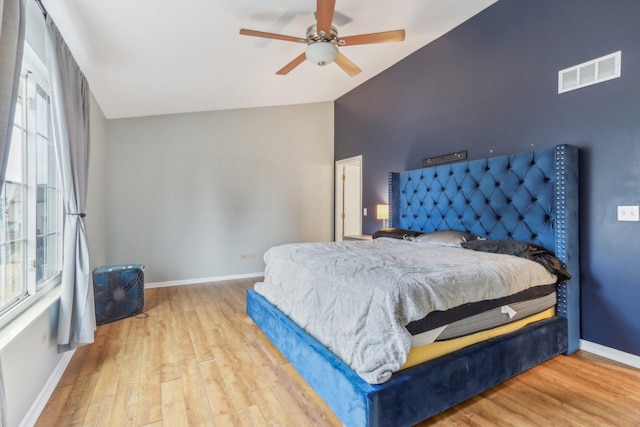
[461,239,571,282]
[372,228,423,240]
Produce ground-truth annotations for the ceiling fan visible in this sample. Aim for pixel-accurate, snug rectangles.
[239,0,405,77]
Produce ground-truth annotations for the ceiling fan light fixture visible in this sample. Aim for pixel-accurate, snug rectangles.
[305,42,338,66]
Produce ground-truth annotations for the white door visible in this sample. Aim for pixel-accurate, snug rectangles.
[335,156,362,241]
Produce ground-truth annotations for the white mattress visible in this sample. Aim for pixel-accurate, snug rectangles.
[411,291,557,346]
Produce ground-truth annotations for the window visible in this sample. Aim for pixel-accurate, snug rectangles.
[0,49,62,316]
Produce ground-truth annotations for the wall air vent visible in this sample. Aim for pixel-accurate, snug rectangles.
[558,51,621,94]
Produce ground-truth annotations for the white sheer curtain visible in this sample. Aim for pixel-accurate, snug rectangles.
[45,16,95,352]
[0,1,26,423]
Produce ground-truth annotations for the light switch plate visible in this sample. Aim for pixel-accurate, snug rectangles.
[363,208,367,216]
[617,205,640,221]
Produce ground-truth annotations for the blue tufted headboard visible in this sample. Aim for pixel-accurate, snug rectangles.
[389,144,580,352]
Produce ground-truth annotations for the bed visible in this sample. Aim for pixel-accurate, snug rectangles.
[246,144,579,426]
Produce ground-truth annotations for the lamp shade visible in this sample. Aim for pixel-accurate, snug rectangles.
[305,42,338,66]
[376,204,389,220]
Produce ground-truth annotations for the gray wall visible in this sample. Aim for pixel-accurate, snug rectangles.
[335,0,640,357]
[2,302,63,427]
[106,102,334,283]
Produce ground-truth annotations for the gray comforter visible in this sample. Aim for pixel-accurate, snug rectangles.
[254,238,557,384]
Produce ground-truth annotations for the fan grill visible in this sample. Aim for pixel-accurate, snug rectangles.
[93,264,145,325]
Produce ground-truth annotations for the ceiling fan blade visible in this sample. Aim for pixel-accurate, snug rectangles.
[276,53,307,75]
[314,10,352,26]
[239,29,306,44]
[338,30,406,46]
[334,53,361,77]
[316,0,336,37]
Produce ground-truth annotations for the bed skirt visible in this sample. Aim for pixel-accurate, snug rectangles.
[246,289,568,427]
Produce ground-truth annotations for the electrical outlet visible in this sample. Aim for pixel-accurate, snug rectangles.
[363,208,367,216]
[617,205,640,221]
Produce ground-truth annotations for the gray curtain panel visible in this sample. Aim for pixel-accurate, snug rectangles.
[45,16,95,352]
[0,1,26,424]
[0,0,25,190]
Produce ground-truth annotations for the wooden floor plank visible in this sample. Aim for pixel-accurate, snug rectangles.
[135,334,162,425]
[252,388,297,427]
[170,310,197,362]
[179,358,216,425]
[108,379,138,427]
[192,299,218,333]
[54,372,99,425]
[236,405,268,427]
[160,378,189,426]
[211,343,256,411]
[183,311,215,363]
[36,278,640,427]
[82,349,119,426]
[35,384,73,427]
[199,359,242,426]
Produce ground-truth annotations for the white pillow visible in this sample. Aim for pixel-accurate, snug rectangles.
[410,230,478,247]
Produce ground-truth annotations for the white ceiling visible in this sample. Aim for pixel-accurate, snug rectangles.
[42,0,497,119]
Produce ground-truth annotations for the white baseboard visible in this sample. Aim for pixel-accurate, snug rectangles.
[145,272,264,289]
[580,339,640,369]
[19,349,75,427]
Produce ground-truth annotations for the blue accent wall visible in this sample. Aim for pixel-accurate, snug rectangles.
[335,0,640,357]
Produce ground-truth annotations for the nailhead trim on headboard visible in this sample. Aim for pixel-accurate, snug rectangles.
[552,144,580,352]
[555,145,569,317]
[388,172,398,229]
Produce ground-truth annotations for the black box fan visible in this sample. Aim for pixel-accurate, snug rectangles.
[93,264,145,325]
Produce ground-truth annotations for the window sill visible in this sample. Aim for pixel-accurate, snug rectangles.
[0,284,61,351]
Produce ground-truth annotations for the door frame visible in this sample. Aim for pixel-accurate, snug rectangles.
[335,155,363,241]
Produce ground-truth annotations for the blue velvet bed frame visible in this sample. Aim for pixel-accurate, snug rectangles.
[246,144,579,426]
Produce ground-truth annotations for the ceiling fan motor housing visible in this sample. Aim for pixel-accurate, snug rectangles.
[306,24,338,42]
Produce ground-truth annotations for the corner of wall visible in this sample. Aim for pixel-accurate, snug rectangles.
[87,94,109,269]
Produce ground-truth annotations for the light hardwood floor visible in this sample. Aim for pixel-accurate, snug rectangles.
[36,278,640,426]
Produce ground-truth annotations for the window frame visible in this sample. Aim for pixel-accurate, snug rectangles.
[0,43,62,326]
